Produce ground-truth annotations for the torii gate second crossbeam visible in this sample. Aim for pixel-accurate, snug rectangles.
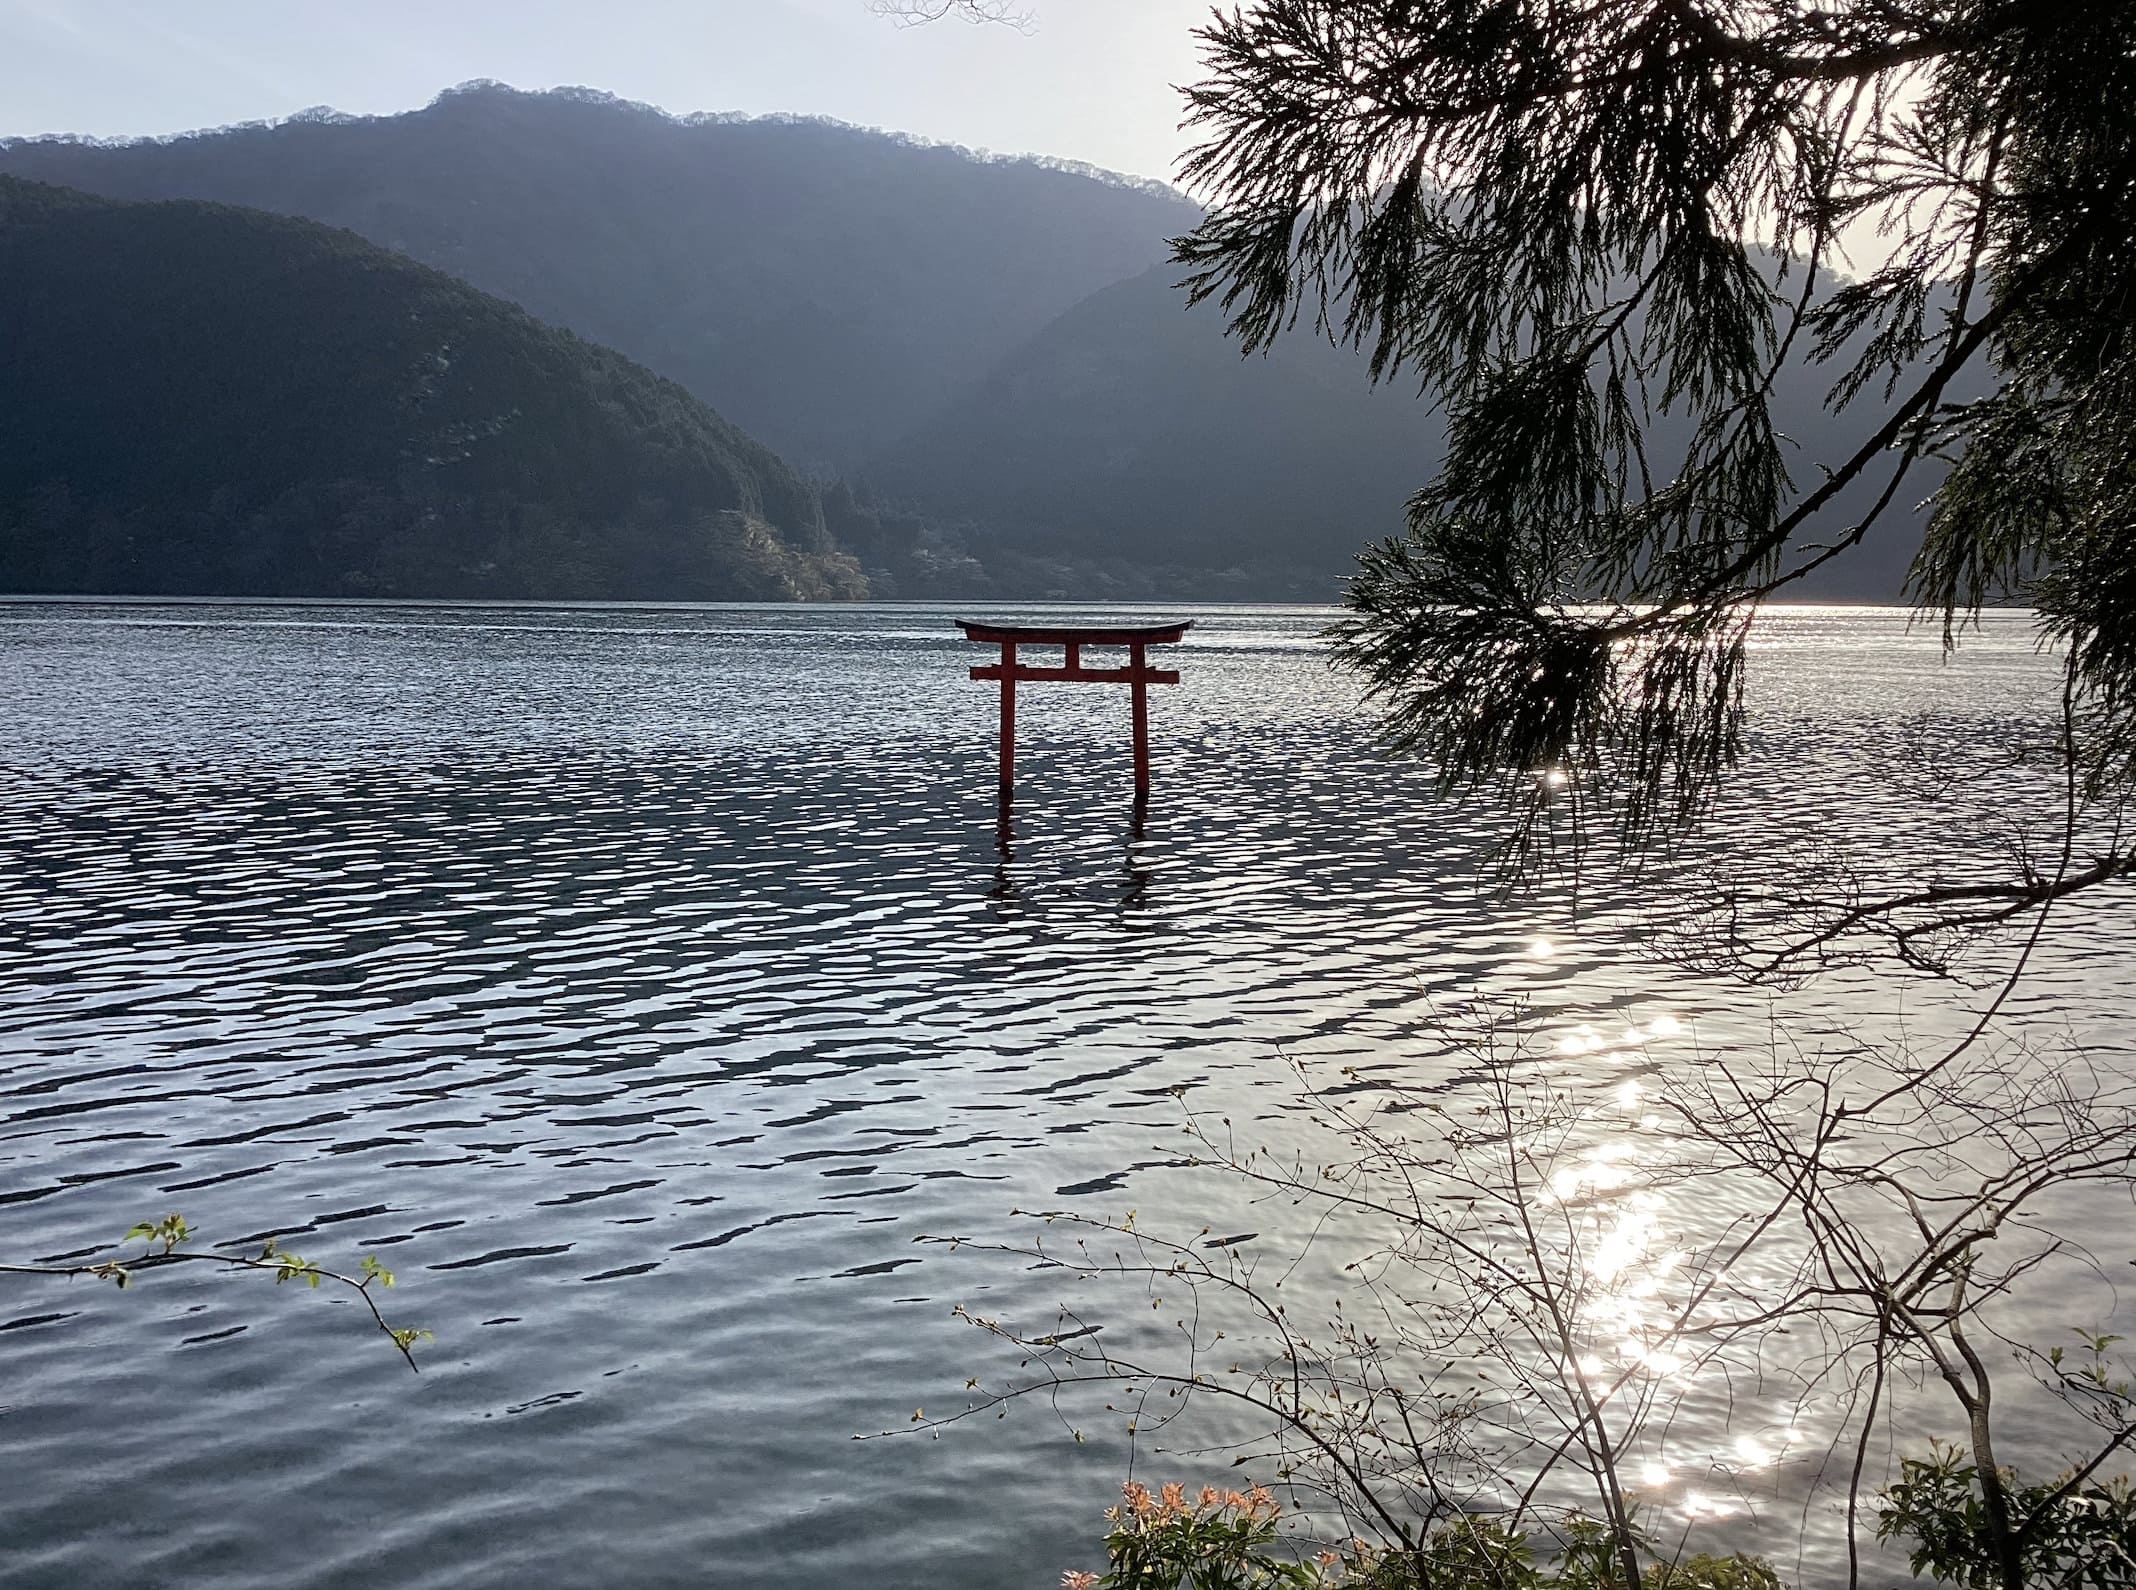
[957,619,1192,796]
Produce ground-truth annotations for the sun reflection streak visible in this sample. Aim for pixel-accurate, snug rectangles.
[1512,1002,1807,1534]
[1553,1013,1689,1059]
[1497,1000,1837,1539]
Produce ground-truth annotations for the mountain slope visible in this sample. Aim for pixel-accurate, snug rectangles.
[0,177,864,601]
[0,84,1199,469]
[869,262,1931,601]
[865,264,1448,596]
[0,88,1926,601]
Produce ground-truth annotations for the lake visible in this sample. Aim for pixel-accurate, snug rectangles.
[2,600,2130,1588]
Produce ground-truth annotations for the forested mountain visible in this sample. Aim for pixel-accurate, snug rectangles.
[862,264,1446,597]
[0,178,864,601]
[0,83,1197,470]
[0,86,1923,601]
[864,263,1929,600]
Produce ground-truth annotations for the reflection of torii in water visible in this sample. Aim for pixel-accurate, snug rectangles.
[986,779,1157,915]
[955,619,1192,798]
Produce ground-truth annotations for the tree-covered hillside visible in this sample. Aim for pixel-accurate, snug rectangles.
[0,84,1198,470]
[866,263,1448,596]
[865,262,1932,600]
[0,178,865,601]
[0,86,1931,601]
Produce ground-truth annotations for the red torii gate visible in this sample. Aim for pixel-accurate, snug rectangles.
[957,619,1192,795]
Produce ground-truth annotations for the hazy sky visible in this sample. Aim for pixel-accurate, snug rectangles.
[0,1,1211,185]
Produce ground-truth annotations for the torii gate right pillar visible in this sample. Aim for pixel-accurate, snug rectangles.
[1129,642,1150,794]
[998,640,1017,792]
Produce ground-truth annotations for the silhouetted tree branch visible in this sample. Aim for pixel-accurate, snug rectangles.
[870,0,1034,28]
[1173,0,2136,973]
[1,1213,428,1371]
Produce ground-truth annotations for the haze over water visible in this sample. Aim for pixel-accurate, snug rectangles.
[2,601,2128,1588]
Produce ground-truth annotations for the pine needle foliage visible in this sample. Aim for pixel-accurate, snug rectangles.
[1175,0,2136,862]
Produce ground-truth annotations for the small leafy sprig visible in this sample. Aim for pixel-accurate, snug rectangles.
[2,1211,430,1370]
[1058,1484,1788,1589]
[1062,1480,1326,1590]
[1879,1442,2136,1590]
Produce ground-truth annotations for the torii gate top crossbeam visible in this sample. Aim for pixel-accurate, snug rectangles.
[955,620,1192,647]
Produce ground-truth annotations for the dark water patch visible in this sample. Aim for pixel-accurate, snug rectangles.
[426,1245,576,1271]
[178,1325,250,1348]
[0,1312,77,1333]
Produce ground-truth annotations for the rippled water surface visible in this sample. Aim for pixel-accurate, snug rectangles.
[2,601,2130,1588]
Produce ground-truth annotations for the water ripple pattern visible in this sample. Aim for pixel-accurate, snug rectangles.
[0,600,2126,1589]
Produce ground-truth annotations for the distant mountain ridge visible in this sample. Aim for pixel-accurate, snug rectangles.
[0,176,864,601]
[869,259,1933,601]
[864,262,1451,596]
[0,85,1923,601]
[0,82,1199,471]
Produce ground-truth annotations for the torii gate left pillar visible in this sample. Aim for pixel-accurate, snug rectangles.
[957,620,1192,796]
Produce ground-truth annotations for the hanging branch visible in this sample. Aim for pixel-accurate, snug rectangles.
[1,1212,429,1371]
